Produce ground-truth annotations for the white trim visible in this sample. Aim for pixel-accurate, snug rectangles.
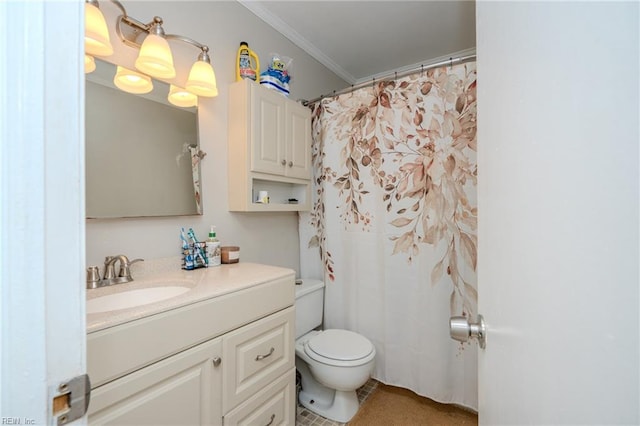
[1,1,85,423]
[238,0,358,84]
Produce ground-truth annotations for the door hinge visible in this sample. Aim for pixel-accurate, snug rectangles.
[53,374,91,425]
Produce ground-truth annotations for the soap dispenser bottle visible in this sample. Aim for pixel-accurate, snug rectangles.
[206,226,221,267]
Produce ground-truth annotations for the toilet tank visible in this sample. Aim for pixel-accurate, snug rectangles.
[294,279,325,339]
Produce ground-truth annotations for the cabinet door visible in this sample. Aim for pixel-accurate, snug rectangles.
[285,102,311,180]
[251,84,286,176]
[88,337,223,425]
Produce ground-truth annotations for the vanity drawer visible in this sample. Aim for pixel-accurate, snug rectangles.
[223,368,296,426]
[223,307,294,413]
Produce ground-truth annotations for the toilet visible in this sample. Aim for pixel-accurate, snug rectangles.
[295,279,376,423]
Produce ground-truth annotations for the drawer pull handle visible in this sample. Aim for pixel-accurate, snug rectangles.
[264,414,275,426]
[212,357,221,367]
[255,347,275,361]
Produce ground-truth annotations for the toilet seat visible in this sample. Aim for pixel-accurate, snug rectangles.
[304,329,375,367]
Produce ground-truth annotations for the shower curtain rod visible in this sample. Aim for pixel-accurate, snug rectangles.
[302,54,477,106]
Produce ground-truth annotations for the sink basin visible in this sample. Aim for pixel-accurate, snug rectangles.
[87,286,191,314]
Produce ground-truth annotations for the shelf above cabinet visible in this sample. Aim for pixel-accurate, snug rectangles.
[229,175,310,212]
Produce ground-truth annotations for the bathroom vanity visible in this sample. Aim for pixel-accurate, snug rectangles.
[86,262,296,425]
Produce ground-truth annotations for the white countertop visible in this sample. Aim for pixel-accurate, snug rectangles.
[87,262,296,333]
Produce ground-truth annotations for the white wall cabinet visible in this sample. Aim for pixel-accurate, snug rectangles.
[228,79,311,211]
[87,274,295,425]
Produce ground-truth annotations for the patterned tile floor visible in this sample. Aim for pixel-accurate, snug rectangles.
[295,378,379,426]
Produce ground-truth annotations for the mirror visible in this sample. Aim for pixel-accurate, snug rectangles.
[85,59,202,219]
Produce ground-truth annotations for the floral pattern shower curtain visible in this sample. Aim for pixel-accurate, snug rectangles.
[299,62,478,409]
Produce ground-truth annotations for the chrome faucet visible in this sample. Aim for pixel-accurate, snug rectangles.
[86,255,144,289]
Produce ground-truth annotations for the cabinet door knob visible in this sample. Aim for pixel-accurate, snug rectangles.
[288,161,293,167]
[281,159,287,166]
[212,357,221,367]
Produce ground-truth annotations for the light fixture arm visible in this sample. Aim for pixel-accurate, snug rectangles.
[108,0,127,18]
[101,0,210,60]
[165,34,211,63]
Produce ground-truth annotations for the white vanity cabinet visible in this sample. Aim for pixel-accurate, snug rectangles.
[88,337,223,425]
[228,79,311,212]
[87,268,296,425]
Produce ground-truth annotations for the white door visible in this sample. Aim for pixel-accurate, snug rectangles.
[251,82,286,176]
[0,1,86,423]
[284,101,311,180]
[475,2,638,424]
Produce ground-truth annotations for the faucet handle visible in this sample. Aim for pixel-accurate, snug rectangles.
[118,258,144,280]
[86,266,101,289]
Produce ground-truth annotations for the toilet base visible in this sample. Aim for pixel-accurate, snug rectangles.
[296,360,361,423]
[299,388,359,423]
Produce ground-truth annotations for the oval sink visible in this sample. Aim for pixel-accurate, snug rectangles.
[87,286,191,314]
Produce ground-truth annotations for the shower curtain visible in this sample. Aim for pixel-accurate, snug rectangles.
[299,62,478,409]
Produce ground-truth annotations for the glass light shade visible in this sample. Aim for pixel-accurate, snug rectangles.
[135,34,176,79]
[113,66,153,94]
[85,3,113,57]
[186,60,218,97]
[168,85,198,108]
[85,55,96,74]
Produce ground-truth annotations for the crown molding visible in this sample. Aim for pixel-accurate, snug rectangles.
[238,1,357,84]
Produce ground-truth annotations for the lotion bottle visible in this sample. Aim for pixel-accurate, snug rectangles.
[206,226,221,267]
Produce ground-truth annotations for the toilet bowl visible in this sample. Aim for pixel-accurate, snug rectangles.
[294,279,376,423]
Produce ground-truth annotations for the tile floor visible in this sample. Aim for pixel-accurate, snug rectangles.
[295,377,379,426]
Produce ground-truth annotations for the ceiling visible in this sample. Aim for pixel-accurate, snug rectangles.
[239,1,476,85]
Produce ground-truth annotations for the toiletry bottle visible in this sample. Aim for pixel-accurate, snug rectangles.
[236,42,260,82]
[206,226,221,267]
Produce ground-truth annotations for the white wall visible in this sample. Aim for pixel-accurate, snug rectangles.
[86,1,347,271]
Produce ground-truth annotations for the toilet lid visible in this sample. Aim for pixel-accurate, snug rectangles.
[307,329,374,361]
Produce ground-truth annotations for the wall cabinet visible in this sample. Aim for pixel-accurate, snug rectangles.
[228,79,311,212]
[87,274,295,425]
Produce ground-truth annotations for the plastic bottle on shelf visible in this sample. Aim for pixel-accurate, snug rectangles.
[236,41,260,82]
[206,226,221,267]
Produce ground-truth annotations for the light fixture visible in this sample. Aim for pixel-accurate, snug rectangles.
[84,1,218,100]
[168,85,198,108]
[85,0,113,57]
[85,55,96,74]
[134,17,176,79]
[186,47,218,97]
[113,66,153,94]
